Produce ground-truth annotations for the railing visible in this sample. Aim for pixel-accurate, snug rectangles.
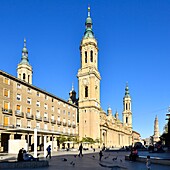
[72,124,76,128]
[51,119,56,124]
[26,113,34,119]
[43,117,49,122]
[63,122,67,126]
[36,116,42,121]
[15,110,24,117]
[57,121,62,125]
[68,123,72,127]
[2,108,12,115]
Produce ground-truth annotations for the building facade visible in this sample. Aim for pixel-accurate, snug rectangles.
[0,40,78,153]
[77,7,133,147]
[0,7,136,153]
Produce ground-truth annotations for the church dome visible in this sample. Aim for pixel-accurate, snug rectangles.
[86,17,92,25]
[22,47,28,53]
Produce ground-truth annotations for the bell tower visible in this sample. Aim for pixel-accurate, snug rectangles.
[17,39,33,84]
[122,83,132,129]
[153,115,160,143]
[77,7,101,140]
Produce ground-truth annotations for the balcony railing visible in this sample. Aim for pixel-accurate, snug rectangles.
[15,110,24,117]
[57,121,62,125]
[72,124,76,128]
[16,124,21,128]
[51,119,56,124]
[63,122,67,126]
[2,108,12,115]
[26,113,34,119]
[43,117,49,122]
[68,123,72,127]
[35,115,42,121]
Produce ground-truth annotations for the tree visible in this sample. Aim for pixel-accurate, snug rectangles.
[58,136,67,144]
[81,137,95,144]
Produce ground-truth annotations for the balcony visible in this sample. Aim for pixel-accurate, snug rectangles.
[2,108,12,115]
[57,121,62,125]
[15,110,24,118]
[43,117,49,122]
[68,123,72,127]
[35,115,42,121]
[63,122,67,126]
[26,113,34,119]
[72,124,76,128]
[51,119,56,124]
[16,124,21,128]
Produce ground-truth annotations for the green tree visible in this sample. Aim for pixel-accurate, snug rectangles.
[58,136,67,144]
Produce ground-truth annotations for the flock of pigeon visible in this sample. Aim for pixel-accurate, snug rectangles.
[60,152,124,168]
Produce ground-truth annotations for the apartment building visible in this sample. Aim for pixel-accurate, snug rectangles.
[0,42,78,152]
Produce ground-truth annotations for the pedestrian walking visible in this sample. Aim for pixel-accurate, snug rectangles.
[99,150,103,161]
[46,145,51,159]
[146,155,151,170]
[78,143,83,157]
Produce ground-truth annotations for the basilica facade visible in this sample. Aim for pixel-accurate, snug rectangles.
[77,7,133,147]
[0,7,136,153]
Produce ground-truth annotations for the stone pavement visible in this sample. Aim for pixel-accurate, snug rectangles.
[1,149,170,170]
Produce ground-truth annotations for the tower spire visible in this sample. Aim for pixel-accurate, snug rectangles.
[123,83,132,128]
[24,38,26,47]
[17,38,33,84]
[72,82,74,91]
[20,38,30,65]
[88,5,90,17]
[84,6,94,38]
[125,82,130,98]
[153,115,160,144]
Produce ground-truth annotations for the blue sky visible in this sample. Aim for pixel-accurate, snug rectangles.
[0,0,170,139]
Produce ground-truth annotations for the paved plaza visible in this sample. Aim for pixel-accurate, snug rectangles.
[1,149,170,170]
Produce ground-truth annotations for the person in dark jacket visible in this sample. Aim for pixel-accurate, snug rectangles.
[46,145,51,159]
[78,143,83,157]
[17,149,24,161]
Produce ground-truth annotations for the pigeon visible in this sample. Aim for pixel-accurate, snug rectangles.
[120,159,123,162]
[104,154,110,159]
[70,161,73,164]
[72,162,75,166]
[62,158,67,161]
[92,155,95,158]
[112,156,117,161]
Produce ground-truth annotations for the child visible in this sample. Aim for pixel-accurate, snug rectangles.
[99,150,103,161]
[146,155,151,170]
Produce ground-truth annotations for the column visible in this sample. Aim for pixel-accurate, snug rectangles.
[44,135,47,158]
[21,134,25,140]
[27,134,29,151]
[10,133,14,140]
[34,128,37,158]
[0,133,1,151]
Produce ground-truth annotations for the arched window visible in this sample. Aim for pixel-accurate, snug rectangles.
[23,73,25,81]
[126,117,128,123]
[28,75,30,83]
[85,86,88,97]
[126,103,128,110]
[90,50,93,62]
[85,51,87,63]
